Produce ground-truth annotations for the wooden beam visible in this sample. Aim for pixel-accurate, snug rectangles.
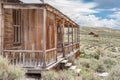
[3,4,44,9]
[3,50,43,53]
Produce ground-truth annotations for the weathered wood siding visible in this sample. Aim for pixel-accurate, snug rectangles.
[0,0,2,50]
[46,11,57,50]
[4,9,15,49]
[22,9,44,50]
[3,9,44,50]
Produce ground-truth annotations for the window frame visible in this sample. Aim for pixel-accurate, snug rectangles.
[13,9,21,45]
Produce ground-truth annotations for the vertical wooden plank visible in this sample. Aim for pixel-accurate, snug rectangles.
[36,9,39,66]
[27,9,31,66]
[22,9,29,50]
[55,16,57,61]
[39,9,44,66]
[46,11,49,50]
[0,2,4,55]
[43,7,47,67]
[0,1,2,54]
[21,9,24,50]
[19,52,22,65]
[39,9,43,50]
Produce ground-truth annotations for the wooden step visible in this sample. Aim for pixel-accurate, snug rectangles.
[65,62,72,67]
[69,65,77,70]
[61,60,68,63]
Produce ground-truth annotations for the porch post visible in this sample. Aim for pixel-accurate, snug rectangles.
[68,23,70,44]
[68,23,70,53]
[43,7,47,68]
[72,25,74,51]
[62,19,65,57]
[75,28,77,43]
[77,27,80,43]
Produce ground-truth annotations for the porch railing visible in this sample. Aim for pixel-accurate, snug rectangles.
[2,48,57,68]
[1,43,79,69]
[64,43,79,57]
[45,48,57,67]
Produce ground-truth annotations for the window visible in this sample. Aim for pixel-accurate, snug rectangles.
[13,10,21,45]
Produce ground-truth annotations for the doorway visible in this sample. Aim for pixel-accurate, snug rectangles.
[57,23,64,57]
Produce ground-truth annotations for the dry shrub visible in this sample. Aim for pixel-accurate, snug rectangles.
[89,59,106,73]
[42,70,59,80]
[82,72,101,80]
[101,57,117,70]
[0,56,25,80]
[59,70,75,80]
[42,70,81,80]
[106,65,120,80]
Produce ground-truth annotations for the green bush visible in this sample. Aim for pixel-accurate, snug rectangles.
[0,56,25,80]
[80,49,86,58]
[93,53,100,60]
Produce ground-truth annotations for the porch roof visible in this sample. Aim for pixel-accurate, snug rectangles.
[3,3,79,27]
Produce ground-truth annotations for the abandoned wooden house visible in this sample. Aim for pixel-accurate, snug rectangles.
[0,0,80,73]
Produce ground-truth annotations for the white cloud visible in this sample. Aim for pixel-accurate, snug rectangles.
[45,0,119,28]
[109,12,120,19]
[45,0,98,15]
[21,0,119,28]
[109,12,120,27]
[74,14,117,28]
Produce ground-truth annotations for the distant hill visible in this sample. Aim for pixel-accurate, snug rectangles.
[80,26,120,47]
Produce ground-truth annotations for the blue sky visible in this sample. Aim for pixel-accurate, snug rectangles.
[21,0,120,29]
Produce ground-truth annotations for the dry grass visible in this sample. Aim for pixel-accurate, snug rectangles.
[0,56,25,80]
